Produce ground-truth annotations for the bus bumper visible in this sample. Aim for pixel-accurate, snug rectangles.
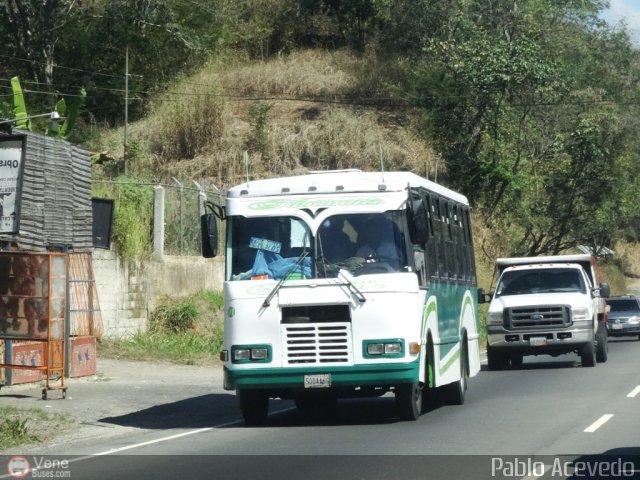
[224,360,420,391]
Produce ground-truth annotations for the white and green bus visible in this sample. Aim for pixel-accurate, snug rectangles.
[201,170,481,424]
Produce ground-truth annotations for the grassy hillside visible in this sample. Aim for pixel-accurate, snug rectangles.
[88,48,632,290]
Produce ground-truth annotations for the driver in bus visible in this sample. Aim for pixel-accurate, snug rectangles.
[355,217,402,263]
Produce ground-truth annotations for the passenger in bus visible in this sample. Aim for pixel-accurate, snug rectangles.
[355,217,402,263]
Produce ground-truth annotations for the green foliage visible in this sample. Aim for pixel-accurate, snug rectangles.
[245,102,272,155]
[195,290,224,310]
[149,296,199,333]
[406,0,640,256]
[93,178,153,262]
[0,413,37,450]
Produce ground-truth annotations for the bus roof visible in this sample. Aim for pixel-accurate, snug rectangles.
[226,170,469,205]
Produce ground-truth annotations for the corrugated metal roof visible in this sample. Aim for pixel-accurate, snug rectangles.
[0,131,93,252]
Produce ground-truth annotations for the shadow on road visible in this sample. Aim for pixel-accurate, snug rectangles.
[98,392,448,429]
[99,393,238,429]
[565,447,640,480]
[480,360,578,372]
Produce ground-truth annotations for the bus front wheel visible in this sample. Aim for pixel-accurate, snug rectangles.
[442,340,468,405]
[395,383,422,421]
[238,389,269,426]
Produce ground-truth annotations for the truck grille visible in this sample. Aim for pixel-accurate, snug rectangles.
[281,323,353,365]
[505,305,571,329]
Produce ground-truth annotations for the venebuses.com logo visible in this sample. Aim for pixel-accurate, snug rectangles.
[7,457,30,478]
[6,456,71,478]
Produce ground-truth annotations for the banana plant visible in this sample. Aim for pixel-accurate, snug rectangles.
[9,76,85,139]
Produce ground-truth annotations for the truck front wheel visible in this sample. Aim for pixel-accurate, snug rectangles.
[595,325,608,363]
[487,345,508,371]
[580,341,596,367]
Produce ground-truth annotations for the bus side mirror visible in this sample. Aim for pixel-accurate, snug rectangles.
[407,198,429,245]
[201,212,218,258]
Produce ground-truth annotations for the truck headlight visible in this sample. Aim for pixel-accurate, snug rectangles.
[487,311,503,326]
[571,307,589,321]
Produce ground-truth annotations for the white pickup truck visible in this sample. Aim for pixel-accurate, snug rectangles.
[484,254,610,369]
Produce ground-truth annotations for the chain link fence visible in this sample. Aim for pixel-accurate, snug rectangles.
[93,179,225,257]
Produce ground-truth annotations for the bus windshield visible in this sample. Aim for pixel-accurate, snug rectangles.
[227,211,407,280]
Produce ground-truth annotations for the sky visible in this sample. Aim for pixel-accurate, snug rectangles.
[600,0,640,45]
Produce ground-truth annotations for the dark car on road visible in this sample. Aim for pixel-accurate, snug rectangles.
[606,295,640,340]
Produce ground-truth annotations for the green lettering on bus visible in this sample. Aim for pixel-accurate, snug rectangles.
[247,198,385,210]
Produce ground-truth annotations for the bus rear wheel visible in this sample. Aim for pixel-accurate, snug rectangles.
[395,383,422,421]
[238,389,269,426]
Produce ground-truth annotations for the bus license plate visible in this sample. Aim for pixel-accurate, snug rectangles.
[529,337,547,347]
[304,374,331,389]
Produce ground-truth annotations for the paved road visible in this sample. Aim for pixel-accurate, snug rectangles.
[0,358,237,454]
[2,337,638,479]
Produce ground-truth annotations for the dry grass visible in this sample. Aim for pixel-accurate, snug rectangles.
[218,50,357,97]
[148,50,438,189]
[612,241,640,278]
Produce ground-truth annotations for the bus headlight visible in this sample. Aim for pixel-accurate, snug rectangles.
[251,348,269,360]
[384,343,402,354]
[233,348,251,361]
[364,339,404,357]
[231,345,272,363]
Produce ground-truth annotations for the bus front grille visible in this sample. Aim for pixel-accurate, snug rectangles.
[282,323,353,364]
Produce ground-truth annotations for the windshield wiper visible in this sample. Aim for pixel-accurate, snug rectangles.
[337,269,366,303]
[262,250,309,308]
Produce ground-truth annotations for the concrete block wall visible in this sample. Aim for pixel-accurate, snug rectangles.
[92,250,225,338]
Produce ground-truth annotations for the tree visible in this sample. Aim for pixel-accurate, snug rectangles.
[2,0,81,85]
[405,0,640,255]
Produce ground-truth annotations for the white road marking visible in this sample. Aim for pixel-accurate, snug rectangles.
[0,407,297,480]
[584,414,614,433]
[520,464,551,480]
[627,385,640,398]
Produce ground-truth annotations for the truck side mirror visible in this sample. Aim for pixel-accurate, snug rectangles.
[597,282,610,299]
[478,288,491,304]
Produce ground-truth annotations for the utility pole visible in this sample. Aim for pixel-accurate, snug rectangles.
[124,45,129,175]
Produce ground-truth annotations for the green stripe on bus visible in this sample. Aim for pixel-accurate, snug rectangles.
[225,359,420,390]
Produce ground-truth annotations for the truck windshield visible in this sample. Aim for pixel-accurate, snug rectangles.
[227,211,407,280]
[496,268,585,296]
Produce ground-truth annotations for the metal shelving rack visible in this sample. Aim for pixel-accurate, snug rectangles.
[0,252,68,399]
